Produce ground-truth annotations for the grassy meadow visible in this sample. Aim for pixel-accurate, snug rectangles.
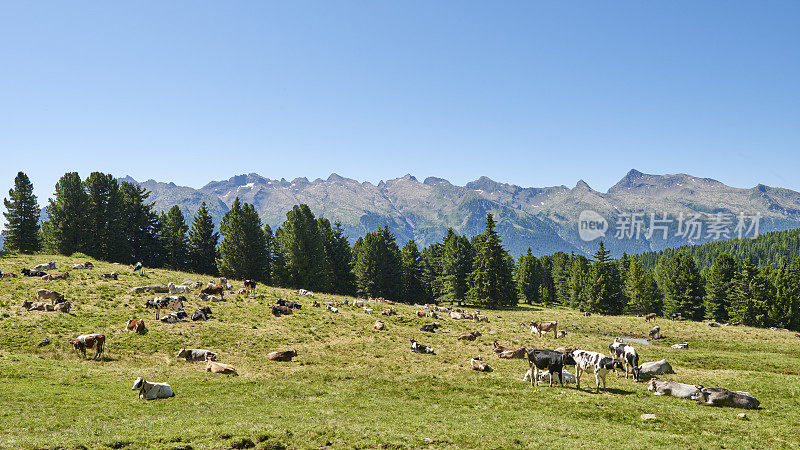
[1,253,799,449]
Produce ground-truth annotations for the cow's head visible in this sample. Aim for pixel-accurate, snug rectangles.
[562,353,577,366]
[648,378,657,391]
[177,348,188,358]
[132,377,144,390]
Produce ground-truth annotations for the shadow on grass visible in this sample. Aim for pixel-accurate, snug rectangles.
[574,387,635,395]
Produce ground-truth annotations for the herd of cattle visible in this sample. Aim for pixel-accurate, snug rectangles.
[6,259,761,409]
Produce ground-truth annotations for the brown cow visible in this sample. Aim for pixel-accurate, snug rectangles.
[125,318,147,334]
[493,341,527,359]
[23,300,54,311]
[200,285,224,299]
[470,356,493,372]
[36,289,65,304]
[530,320,558,338]
[645,313,657,322]
[374,320,385,330]
[41,272,69,281]
[205,355,238,375]
[271,305,293,316]
[74,334,105,359]
[54,301,71,313]
[458,331,482,341]
[268,349,297,361]
[416,310,427,318]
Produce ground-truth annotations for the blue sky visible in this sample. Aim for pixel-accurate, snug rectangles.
[1,1,799,207]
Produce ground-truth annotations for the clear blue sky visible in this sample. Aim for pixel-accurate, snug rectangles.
[2,1,799,208]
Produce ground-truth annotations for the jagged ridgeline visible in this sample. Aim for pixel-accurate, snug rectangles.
[122,170,800,257]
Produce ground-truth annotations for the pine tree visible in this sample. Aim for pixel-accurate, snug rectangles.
[276,204,328,291]
[420,242,443,303]
[322,220,355,295]
[774,259,800,330]
[440,229,474,304]
[625,258,660,315]
[159,206,188,270]
[353,225,402,300]
[568,254,591,310]
[661,254,705,320]
[467,214,516,308]
[120,182,161,265]
[2,171,41,253]
[217,198,269,281]
[585,241,624,314]
[187,202,219,276]
[44,172,88,256]
[267,224,288,286]
[515,248,542,304]
[401,240,425,302]
[704,254,736,322]
[84,172,125,261]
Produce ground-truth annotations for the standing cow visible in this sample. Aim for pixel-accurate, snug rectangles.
[74,334,105,360]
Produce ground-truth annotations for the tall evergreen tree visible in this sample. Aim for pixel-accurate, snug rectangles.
[159,206,188,270]
[467,214,516,308]
[661,254,705,320]
[2,171,41,253]
[217,198,269,281]
[277,204,328,291]
[401,240,425,302]
[515,248,542,304]
[44,172,88,256]
[267,224,289,286]
[319,219,355,295]
[730,264,775,327]
[353,225,402,300]
[584,242,624,314]
[774,259,800,330]
[440,229,474,304]
[625,258,660,315]
[568,254,591,310]
[84,172,125,261]
[187,202,219,276]
[420,242,443,303]
[120,182,161,265]
[704,254,737,322]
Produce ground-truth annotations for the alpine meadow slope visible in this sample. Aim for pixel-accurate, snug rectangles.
[126,170,800,257]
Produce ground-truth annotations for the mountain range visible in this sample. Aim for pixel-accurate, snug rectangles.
[119,170,800,257]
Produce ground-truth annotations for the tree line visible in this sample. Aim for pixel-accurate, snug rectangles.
[3,171,799,329]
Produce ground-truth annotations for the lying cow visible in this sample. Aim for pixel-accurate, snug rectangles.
[199,293,223,302]
[410,339,435,354]
[74,334,105,359]
[524,369,576,385]
[125,318,147,334]
[297,289,315,297]
[168,282,191,294]
[671,342,689,349]
[648,378,701,399]
[159,311,188,323]
[132,377,174,400]
[695,387,760,409]
[54,301,71,313]
[177,348,217,361]
[271,305,293,316]
[205,355,238,375]
[572,350,623,392]
[526,348,576,388]
[530,320,558,338]
[42,272,69,281]
[145,296,186,318]
[36,289,65,304]
[33,262,56,271]
[268,349,298,361]
[493,341,526,359]
[191,306,213,321]
[420,323,440,333]
[353,299,365,307]
[276,299,301,309]
[382,308,396,316]
[21,268,47,277]
[470,356,493,372]
[71,262,93,270]
[0,271,17,278]
[374,320,385,330]
[200,285,224,299]
[102,272,118,280]
[458,331,481,341]
[130,284,170,294]
[22,300,54,311]
[326,304,338,313]
[638,359,675,378]
[450,311,464,320]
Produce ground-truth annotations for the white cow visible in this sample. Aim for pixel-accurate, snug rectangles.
[523,369,576,384]
[572,350,623,392]
[167,282,191,294]
[353,299,364,307]
[132,377,174,400]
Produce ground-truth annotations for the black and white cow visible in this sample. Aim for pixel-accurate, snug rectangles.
[410,339,435,354]
[572,350,624,392]
[608,339,640,381]
[191,306,213,321]
[525,348,576,388]
[420,323,440,333]
[145,296,186,319]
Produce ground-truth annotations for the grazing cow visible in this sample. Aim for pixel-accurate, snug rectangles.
[458,331,482,341]
[54,301,71,313]
[244,279,256,296]
[608,339,641,380]
[177,348,217,361]
[572,350,623,392]
[42,272,69,281]
[649,326,661,340]
[24,301,54,311]
[638,359,675,378]
[583,312,592,317]
[271,305,293,316]
[671,342,689,349]
[470,356,493,372]
[526,348,577,388]
[21,268,47,277]
[205,355,238,375]
[382,308,396,316]
[168,282,191,294]
[420,323,440,333]
[267,349,297,361]
[125,318,147,334]
[450,311,464,320]
[36,289,66,304]
[276,299,301,309]
[530,320,558,338]
[132,377,174,400]
[159,311,188,323]
[237,288,247,295]
[102,272,118,280]
[132,262,144,276]
[410,339,435,354]
[364,307,374,314]
[191,306,213,321]
[695,388,760,409]
[353,299,365,307]
[200,285,224,299]
[74,334,105,359]
[218,277,231,290]
[645,313,657,322]
[648,378,701,399]
[326,305,338,313]
[145,296,185,319]
[33,262,56,271]
[374,320,385,330]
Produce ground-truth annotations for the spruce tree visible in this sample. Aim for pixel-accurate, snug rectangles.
[44,172,89,256]
[159,206,188,270]
[187,202,219,276]
[568,254,591,309]
[319,219,355,295]
[440,229,474,304]
[84,172,125,261]
[353,225,402,300]
[120,182,161,265]
[276,204,328,291]
[661,254,705,320]
[420,242,443,303]
[625,258,660,315]
[774,259,800,330]
[586,241,624,314]
[217,198,268,281]
[267,224,289,286]
[704,254,736,322]
[401,240,425,302]
[2,171,41,253]
[515,248,542,304]
[467,214,516,308]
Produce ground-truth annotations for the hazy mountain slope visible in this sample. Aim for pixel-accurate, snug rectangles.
[125,170,800,257]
